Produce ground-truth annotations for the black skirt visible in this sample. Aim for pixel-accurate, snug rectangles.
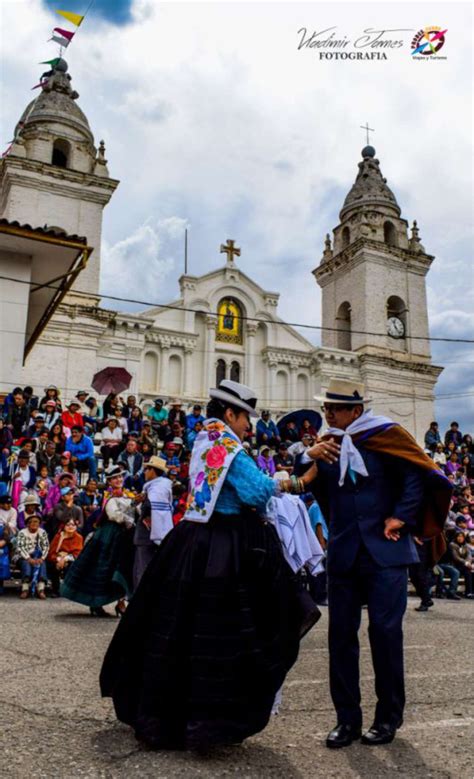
[100,509,320,750]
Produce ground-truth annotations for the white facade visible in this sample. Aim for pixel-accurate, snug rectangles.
[0,67,442,441]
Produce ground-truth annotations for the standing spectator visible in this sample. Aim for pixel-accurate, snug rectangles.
[17,514,49,599]
[100,418,123,467]
[168,399,186,430]
[39,385,62,413]
[444,422,463,448]
[121,395,137,420]
[61,401,84,432]
[433,443,446,467]
[256,410,280,448]
[47,518,84,597]
[424,422,441,454]
[256,446,276,476]
[117,439,143,489]
[6,391,29,439]
[449,531,474,597]
[186,404,205,433]
[66,426,97,479]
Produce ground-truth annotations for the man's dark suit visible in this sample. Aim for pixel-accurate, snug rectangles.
[314,445,424,729]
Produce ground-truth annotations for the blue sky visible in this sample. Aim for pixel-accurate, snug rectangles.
[2,1,473,433]
[41,0,133,25]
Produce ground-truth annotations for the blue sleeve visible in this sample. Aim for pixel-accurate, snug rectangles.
[225,450,277,511]
[392,461,425,528]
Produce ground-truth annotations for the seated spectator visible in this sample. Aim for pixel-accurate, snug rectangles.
[35,465,53,511]
[55,451,77,479]
[39,385,62,413]
[0,418,13,454]
[26,414,47,439]
[274,442,294,476]
[17,494,42,531]
[47,518,84,596]
[280,420,300,445]
[424,421,441,454]
[50,487,84,538]
[112,405,128,435]
[102,392,119,419]
[6,390,30,439]
[163,441,182,470]
[17,514,49,599]
[0,494,17,537]
[44,472,77,517]
[138,420,156,450]
[66,425,97,479]
[10,449,36,510]
[257,446,276,476]
[100,417,123,467]
[461,455,473,480]
[2,386,23,417]
[23,386,39,413]
[42,399,61,431]
[168,399,186,430]
[61,400,84,432]
[49,422,66,454]
[146,398,168,428]
[445,452,460,476]
[256,410,280,448]
[77,478,101,520]
[0,506,11,594]
[84,396,102,427]
[141,441,154,463]
[449,531,474,598]
[187,420,203,450]
[0,451,9,496]
[186,404,205,433]
[289,433,314,475]
[445,421,463,448]
[300,419,318,440]
[433,443,446,467]
[127,406,143,434]
[120,395,137,420]
[462,433,473,453]
[37,440,61,476]
[75,390,90,416]
[456,505,474,530]
[117,439,143,489]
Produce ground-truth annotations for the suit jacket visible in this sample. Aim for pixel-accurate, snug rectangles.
[313,446,423,573]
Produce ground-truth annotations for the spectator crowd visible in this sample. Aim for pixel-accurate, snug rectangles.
[0,384,472,608]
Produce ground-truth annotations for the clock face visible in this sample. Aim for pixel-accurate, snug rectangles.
[387,316,405,338]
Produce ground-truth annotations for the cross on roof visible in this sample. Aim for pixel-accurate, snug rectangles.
[220,239,241,265]
[360,122,375,145]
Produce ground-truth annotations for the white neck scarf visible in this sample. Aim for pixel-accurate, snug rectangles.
[325,409,394,486]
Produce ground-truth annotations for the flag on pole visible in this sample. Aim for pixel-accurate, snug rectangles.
[39,58,62,67]
[50,33,73,47]
[55,9,84,27]
[31,81,47,89]
[53,27,75,41]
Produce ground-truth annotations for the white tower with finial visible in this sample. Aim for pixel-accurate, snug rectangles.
[0,58,119,303]
[314,142,442,438]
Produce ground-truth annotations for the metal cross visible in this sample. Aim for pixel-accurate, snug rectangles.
[360,122,375,145]
[220,239,241,264]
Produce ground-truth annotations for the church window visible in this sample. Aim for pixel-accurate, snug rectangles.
[276,371,289,406]
[384,221,398,247]
[216,359,226,385]
[216,298,243,344]
[168,354,182,394]
[342,226,350,248]
[230,361,240,382]
[297,374,309,402]
[336,301,352,351]
[143,352,158,391]
[52,139,70,168]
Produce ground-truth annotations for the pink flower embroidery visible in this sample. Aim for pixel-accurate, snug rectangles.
[206,444,227,469]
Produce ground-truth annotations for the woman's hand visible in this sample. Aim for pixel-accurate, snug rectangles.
[306,437,341,464]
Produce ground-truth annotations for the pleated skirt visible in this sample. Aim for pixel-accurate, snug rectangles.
[100,509,320,750]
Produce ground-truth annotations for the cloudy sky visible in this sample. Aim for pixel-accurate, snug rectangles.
[1,0,473,431]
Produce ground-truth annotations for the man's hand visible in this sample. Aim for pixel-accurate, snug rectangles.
[306,437,341,464]
[384,517,405,541]
[301,462,318,486]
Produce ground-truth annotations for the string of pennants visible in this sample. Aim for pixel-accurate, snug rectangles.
[2,6,92,157]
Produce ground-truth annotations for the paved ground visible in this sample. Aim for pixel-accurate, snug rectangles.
[2,588,474,779]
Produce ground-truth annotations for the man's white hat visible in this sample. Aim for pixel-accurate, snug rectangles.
[314,379,372,405]
[209,380,259,418]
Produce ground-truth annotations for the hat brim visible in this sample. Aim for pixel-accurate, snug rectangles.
[314,394,372,404]
[209,388,259,418]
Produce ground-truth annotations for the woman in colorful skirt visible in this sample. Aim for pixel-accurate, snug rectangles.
[61,465,135,617]
[100,380,320,750]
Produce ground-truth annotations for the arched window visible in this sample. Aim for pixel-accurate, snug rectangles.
[275,370,288,405]
[216,298,243,344]
[52,139,70,168]
[143,352,158,391]
[230,361,240,382]
[168,355,182,395]
[336,301,352,350]
[216,359,226,385]
[384,221,398,247]
[342,226,350,248]
[296,374,309,403]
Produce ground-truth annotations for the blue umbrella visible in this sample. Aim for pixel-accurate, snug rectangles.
[277,409,322,437]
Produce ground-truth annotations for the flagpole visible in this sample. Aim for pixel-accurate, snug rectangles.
[184,228,188,275]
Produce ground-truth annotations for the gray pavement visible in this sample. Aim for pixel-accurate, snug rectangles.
[2,588,474,779]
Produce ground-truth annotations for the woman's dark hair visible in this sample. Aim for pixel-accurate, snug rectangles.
[206,398,246,421]
[455,531,466,543]
[131,406,143,418]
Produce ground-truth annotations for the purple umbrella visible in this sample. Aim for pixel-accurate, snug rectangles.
[92,367,133,396]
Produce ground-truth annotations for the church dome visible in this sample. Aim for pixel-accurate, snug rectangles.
[14,60,93,144]
[339,147,401,220]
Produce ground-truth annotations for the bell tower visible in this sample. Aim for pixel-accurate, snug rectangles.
[313,144,442,439]
[0,58,119,303]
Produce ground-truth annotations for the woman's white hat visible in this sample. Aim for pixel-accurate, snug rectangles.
[314,379,372,405]
[209,380,259,418]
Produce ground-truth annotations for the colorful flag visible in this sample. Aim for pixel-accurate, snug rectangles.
[55,9,84,27]
[53,27,75,41]
[31,81,47,89]
[39,58,61,67]
[50,33,72,47]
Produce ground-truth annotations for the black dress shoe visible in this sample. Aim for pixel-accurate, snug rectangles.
[326,724,362,749]
[415,604,429,612]
[361,723,397,745]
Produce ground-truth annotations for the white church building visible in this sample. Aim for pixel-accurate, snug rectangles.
[0,60,442,441]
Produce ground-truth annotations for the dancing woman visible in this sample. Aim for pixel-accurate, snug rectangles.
[100,380,319,750]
